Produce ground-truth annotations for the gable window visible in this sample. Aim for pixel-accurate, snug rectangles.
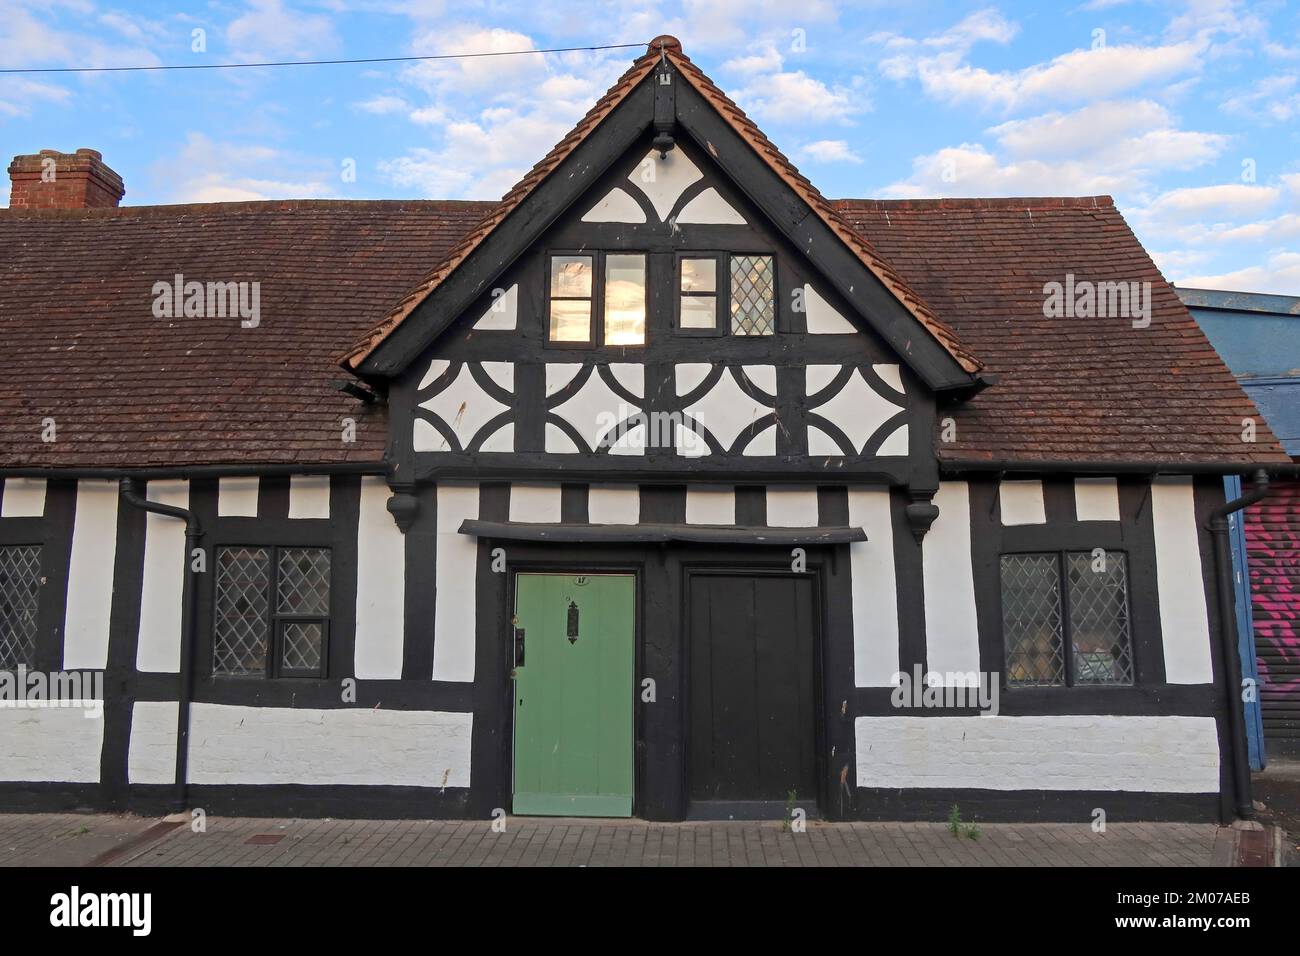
[730,254,775,335]
[0,545,41,670]
[603,254,646,346]
[679,256,718,331]
[1000,551,1134,687]
[214,545,331,678]
[675,253,776,335]
[547,253,646,346]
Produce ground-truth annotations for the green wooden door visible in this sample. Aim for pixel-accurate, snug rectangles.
[512,573,635,817]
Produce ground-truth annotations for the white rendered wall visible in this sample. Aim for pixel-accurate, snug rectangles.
[855,715,1220,792]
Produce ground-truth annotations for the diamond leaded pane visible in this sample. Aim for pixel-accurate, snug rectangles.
[730,254,775,335]
[0,545,41,670]
[1001,553,1065,685]
[277,548,330,615]
[1067,551,1134,685]
[214,547,270,676]
[281,622,323,672]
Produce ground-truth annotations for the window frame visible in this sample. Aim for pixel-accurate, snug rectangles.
[0,542,43,672]
[545,250,648,349]
[672,251,779,336]
[999,548,1135,689]
[727,252,778,336]
[212,543,332,680]
[674,251,727,337]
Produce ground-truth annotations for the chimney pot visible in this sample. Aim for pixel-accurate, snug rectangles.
[7,148,125,210]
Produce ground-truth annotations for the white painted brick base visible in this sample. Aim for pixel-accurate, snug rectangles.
[0,703,104,782]
[186,704,472,787]
[855,715,1220,792]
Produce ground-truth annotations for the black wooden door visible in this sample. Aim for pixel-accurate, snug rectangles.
[687,572,818,805]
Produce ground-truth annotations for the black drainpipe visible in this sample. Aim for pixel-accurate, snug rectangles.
[1207,468,1270,821]
[120,478,203,813]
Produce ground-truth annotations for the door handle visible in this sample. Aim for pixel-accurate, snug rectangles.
[514,627,525,667]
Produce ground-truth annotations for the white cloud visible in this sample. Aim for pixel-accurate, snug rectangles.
[797,140,861,164]
[1176,251,1300,295]
[357,94,411,115]
[1143,183,1281,221]
[374,23,634,199]
[0,77,71,119]
[881,100,1228,198]
[732,69,865,124]
[155,132,335,203]
[1221,73,1300,122]
[876,11,1204,113]
[226,0,339,61]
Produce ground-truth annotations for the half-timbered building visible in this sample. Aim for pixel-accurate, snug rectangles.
[0,37,1292,822]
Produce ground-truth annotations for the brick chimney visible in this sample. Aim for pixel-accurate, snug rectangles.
[7,148,125,209]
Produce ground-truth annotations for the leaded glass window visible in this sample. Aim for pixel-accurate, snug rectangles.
[730,254,775,335]
[0,545,41,670]
[214,545,331,678]
[1001,550,1134,687]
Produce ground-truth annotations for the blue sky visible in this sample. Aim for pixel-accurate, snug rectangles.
[2,0,1298,292]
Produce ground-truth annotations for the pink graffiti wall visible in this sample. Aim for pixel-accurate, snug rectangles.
[1246,476,1300,753]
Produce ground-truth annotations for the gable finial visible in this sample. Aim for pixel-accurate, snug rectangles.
[651,37,678,158]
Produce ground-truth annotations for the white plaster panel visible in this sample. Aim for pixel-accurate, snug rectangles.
[806,367,902,454]
[548,364,643,454]
[765,486,820,527]
[629,149,702,221]
[288,475,332,519]
[677,187,746,224]
[1152,478,1213,684]
[217,477,259,517]
[1074,478,1121,522]
[803,284,856,334]
[874,364,905,393]
[63,480,119,670]
[922,481,982,678]
[0,478,46,517]
[849,487,900,687]
[509,483,563,523]
[128,701,179,784]
[587,485,640,525]
[417,363,512,452]
[686,486,735,525]
[187,704,473,787]
[581,187,646,224]
[354,477,405,680]
[854,715,1220,792]
[875,423,909,457]
[418,358,450,391]
[472,284,519,330]
[680,366,773,453]
[434,484,479,682]
[807,425,842,457]
[0,703,104,782]
[998,480,1046,526]
[136,481,188,673]
[545,423,580,454]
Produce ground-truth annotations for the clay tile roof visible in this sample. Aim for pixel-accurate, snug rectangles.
[0,200,494,469]
[340,37,982,377]
[834,196,1291,466]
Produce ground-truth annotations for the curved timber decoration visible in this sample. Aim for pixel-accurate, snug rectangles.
[413,359,516,453]
[806,363,908,457]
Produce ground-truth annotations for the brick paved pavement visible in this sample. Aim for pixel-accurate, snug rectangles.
[0,813,1226,867]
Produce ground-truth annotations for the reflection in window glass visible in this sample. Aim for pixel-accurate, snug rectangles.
[549,254,594,343]
[604,254,646,345]
[679,257,717,330]
[549,300,591,342]
[550,256,592,298]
